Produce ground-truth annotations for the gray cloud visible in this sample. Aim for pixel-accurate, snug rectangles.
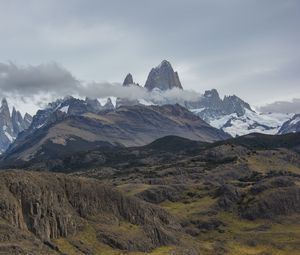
[259,99,300,114]
[0,62,80,97]
[0,62,202,114]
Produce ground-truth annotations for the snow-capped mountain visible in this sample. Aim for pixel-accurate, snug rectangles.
[2,59,297,152]
[278,114,300,134]
[0,98,32,153]
[118,60,296,137]
[28,96,119,132]
[187,89,293,137]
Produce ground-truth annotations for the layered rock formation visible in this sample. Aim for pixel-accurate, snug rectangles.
[0,170,182,254]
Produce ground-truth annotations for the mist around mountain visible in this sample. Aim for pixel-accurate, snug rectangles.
[0,59,298,156]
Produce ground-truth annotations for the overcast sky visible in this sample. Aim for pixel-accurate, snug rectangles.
[0,0,299,114]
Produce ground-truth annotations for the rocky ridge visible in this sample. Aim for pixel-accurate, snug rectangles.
[0,98,32,153]
[0,170,183,254]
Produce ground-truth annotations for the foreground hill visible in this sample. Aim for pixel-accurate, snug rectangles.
[64,133,300,254]
[1,99,229,163]
[1,132,300,254]
[0,170,194,255]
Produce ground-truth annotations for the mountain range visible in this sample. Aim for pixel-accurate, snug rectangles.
[0,60,298,156]
[118,60,296,137]
[1,97,228,166]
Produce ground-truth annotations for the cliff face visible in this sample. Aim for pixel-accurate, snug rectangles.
[144,60,183,91]
[0,171,181,254]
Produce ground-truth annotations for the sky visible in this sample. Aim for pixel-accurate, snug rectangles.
[0,0,299,115]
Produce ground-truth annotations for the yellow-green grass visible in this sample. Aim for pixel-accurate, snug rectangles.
[196,211,300,255]
[245,155,300,174]
[54,225,176,254]
[160,196,216,219]
[117,183,152,196]
[130,246,176,255]
[54,223,122,255]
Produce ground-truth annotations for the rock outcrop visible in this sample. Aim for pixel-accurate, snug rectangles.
[144,60,183,91]
[0,98,32,153]
[0,170,182,253]
[123,73,134,86]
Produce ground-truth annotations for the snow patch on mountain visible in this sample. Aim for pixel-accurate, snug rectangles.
[207,109,292,137]
[60,105,69,113]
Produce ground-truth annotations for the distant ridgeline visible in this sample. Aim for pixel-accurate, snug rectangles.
[0,60,298,154]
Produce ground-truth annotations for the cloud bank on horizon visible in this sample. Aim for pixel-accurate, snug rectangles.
[0,0,299,108]
[258,99,300,114]
[1,61,299,115]
[0,62,202,114]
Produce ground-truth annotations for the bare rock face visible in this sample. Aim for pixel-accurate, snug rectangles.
[0,98,32,153]
[103,97,115,110]
[123,73,134,86]
[0,171,182,253]
[278,113,300,134]
[145,60,183,91]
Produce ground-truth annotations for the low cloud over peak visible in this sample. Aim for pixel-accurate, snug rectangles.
[0,62,202,114]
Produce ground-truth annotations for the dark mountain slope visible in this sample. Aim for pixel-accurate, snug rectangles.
[213,132,300,151]
[1,103,229,163]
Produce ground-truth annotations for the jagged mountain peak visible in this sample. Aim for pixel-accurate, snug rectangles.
[156,59,172,69]
[204,89,220,99]
[1,97,8,105]
[144,60,183,91]
[0,98,32,153]
[103,97,115,110]
[123,73,134,86]
[0,98,9,112]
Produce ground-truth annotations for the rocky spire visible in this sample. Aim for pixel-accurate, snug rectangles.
[0,98,10,116]
[103,98,115,110]
[0,99,33,153]
[23,113,33,127]
[144,60,183,91]
[123,73,134,86]
[0,98,13,131]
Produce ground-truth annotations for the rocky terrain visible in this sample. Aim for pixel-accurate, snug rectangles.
[0,170,188,254]
[0,133,300,254]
